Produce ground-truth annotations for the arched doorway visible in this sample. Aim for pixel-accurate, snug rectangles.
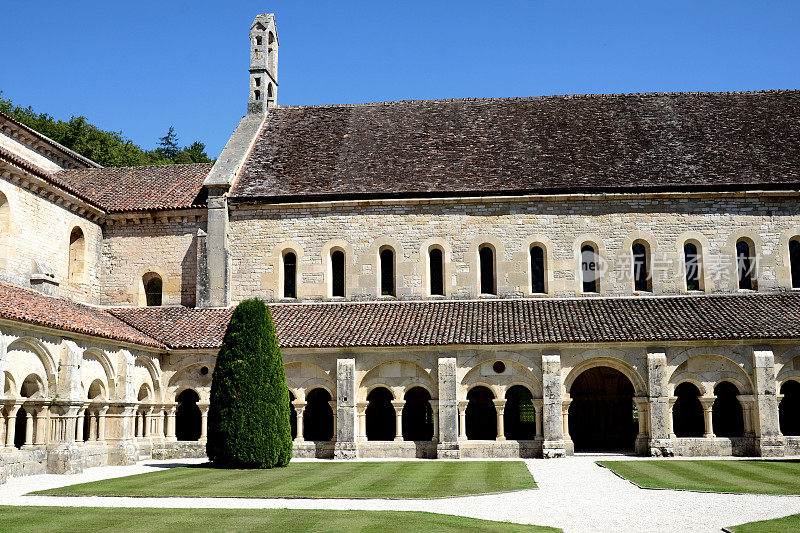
[175,389,201,441]
[712,382,744,437]
[288,391,297,440]
[305,388,334,441]
[780,380,800,436]
[402,387,433,441]
[466,386,496,440]
[568,366,636,451]
[14,408,26,449]
[673,382,704,437]
[505,385,536,440]
[366,387,395,441]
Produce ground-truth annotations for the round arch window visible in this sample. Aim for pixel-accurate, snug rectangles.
[493,361,506,374]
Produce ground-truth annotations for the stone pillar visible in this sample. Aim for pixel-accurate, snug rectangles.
[199,404,209,442]
[88,410,98,441]
[5,403,19,447]
[750,346,785,456]
[356,402,368,442]
[541,350,566,458]
[328,400,337,441]
[292,400,307,442]
[436,356,460,458]
[201,189,231,308]
[493,399,506,441]
[668,397,677,439]
[334,358,357,459]
[34,405,48,445]
[646,348,674,456]
[23,406,34,447]
[457,401,468,440]
[634,396,649,454]
[75,408,86,443]
[430,400,439,442]
[166,406,177,441]
[98,407,108,442]
[738,395,756,438]
[532,399,543,440]
[700,397,716,438]
[561,398,572,442]
[391,400,405,441]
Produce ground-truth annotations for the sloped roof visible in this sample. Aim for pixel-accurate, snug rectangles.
[51,163,212,213]
[232,90,800,203]
[111,293,800,349]
[0,282,164,348]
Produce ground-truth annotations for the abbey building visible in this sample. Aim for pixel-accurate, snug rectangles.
[2,13,800,481]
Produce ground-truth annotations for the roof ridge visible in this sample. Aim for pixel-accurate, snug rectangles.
[273,89,800,110]
[53,161,215,175]
[0,110,101,168]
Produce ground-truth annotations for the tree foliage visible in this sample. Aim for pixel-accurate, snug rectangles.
[0,92,213,167]
[207,299,293,469]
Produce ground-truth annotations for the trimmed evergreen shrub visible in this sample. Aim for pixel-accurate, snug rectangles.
[206,299,292,468]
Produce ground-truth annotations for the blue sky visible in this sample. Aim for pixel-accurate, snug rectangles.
[2,1,799,156]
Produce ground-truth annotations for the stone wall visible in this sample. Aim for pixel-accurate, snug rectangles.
[99,217,204,307]
[228,193,800,303]
[0,179,102,303]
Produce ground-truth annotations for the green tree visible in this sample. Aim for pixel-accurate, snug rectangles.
[157,125,180,160]
[206,299,292,468]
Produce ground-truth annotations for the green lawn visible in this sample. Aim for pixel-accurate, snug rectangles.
[599,459,800,495]
[0,506,559,533]
[35,461,536,499]
[726,514,800,533]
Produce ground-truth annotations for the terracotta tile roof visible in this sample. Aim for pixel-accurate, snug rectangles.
[50,163,213,213]
[0,282,164,348]
[112,293,800,349]
[232,90,800,203]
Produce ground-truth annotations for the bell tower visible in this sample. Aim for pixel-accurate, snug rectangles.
[247,13,278,115]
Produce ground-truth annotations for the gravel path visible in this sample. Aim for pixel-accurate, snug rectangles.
[3,455,800,532]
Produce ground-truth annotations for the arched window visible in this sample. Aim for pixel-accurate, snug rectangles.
[402,387,433,441]
[672,382,704,437]
[465,386,496,440]
[632,242,650,292]
[736,239,755,290]
[256,35,263,46]
[379,247,395,296]
[366,387,395,441]
[790,239,800,289]
[331,250,345,298]
[143,273,163,307]
[429,247,444,296]
[505,385,536,440]
[530,245,545,294]
[304,388,334,441]
[176,389,201,441]
[478,245,496,295]
[779,380,800,436]
[283,251,297,299]
[713,381,744,437]
[581,244,599,293]
[68,227,85,283]
[684,242,702,291]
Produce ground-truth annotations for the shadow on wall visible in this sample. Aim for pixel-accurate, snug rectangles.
[181,236,197,307]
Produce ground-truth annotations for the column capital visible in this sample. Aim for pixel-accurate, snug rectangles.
[531,398,544,408]
[457,400,469,412]
[391,399,406,411]
[492,398,507,411]
[699,396,716,410]
[292,400,308,410]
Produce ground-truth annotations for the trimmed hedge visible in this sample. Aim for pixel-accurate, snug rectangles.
[206,299,292,468]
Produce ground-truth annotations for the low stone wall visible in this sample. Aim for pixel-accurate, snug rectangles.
[672,437,754,457]
[459,440,542,458]
[784,436,800,455]
[358,441,437,459]
[151,441,207,460]
[0,447,47,479]
[293,441,335,459]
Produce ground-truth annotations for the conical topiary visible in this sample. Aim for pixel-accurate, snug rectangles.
[206,298,292,468]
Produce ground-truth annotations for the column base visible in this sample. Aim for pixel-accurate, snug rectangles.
[436,442,461,459]
[46,442,84,474]
[393,436,403,442]
[755,436,786,457]
[334,442,358,460]
[646,438,675,457]
[541,439,566,458]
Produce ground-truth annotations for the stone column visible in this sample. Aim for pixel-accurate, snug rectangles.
[532,399,543,440]
[5,403,19,447]
[391,400,405,441]
[430,400,439,442]
[199,403,209,442]
[0,404,6,447]
[561,398,572,442]
[700,397,716,438]
[98,407,108,442]
[75,407,86,443]
[457,401,468,440]
[23,406,34,447]
[334,358,357,459]
[201,188,231,308]
[88,410,98,441]
[292,400,307,442]
[34,405,48,445]
[668,397,677,439]
[166,406,177,441]
[328,400,338,441]
[750,346,785,456]
[436,356,460,458]
[541,350,566,458]
[646,348,674,456]
[493,399,507,441]
[633,397,649,454]
[738,395,756,438]
[356,402,368,442]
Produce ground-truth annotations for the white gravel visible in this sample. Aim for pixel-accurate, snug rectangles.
[3,455,800,533]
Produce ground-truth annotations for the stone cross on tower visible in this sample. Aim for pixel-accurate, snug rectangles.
[247,13,278,115]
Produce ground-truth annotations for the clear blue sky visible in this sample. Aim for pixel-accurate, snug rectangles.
[2,1,799,157]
